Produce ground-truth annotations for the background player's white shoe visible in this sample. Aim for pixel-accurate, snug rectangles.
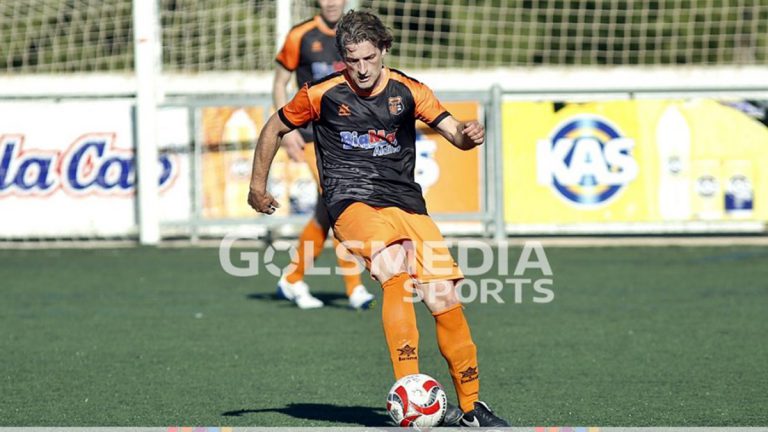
[348,284,375,310]
[277,276,324,309]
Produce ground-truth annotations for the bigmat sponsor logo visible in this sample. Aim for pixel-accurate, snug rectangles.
[536,115,638,207]
[0,133,177,197]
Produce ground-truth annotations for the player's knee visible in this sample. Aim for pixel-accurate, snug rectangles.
[420,280,461,313]
[371,243,410,282]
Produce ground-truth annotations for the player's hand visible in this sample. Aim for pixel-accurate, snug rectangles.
[247,187,280,215]
[461,121,485,146]
[281,130,306,162]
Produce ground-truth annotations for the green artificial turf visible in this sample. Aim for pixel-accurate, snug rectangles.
[1,245,766,426]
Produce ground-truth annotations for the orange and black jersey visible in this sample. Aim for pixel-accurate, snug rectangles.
[275,15,344,141]
[279,68,451,221]
[275,15,344,87]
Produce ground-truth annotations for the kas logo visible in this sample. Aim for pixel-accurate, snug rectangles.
[0,133,177,197]
[536,115,638,206]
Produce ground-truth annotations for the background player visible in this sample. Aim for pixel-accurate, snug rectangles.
[272,0,374,310]
[249,10,509,427]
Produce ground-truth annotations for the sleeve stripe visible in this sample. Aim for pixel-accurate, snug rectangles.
[428,111,451,128]
[275,58,293,72]
[278,108,300,129]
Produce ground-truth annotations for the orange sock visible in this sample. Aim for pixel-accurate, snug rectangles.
[334,238,363,296]
[285,219,327,284]
[382,273,419,379]
[434,304,479,413]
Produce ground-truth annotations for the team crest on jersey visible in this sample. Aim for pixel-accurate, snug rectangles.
[311,40,323,52]
[388,97,404,115]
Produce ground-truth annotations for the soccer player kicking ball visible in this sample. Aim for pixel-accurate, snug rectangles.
[248,10,509,428]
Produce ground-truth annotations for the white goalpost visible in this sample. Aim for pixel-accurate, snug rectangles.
[133,0,163,244]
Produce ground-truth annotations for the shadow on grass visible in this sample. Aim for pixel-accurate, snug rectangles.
[222,402,390,426]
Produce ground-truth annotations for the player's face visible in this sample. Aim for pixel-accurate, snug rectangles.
[343,41,386,91]
[318,0,345,24]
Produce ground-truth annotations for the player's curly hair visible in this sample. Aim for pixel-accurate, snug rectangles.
[335,10,393,54]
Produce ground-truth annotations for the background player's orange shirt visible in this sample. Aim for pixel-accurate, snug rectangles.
[278,68,450,220]
[275,15,344,141]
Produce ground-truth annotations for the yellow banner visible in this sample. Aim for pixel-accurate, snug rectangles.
[503,99,768,223]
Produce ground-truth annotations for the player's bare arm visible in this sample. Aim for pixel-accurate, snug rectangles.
[272,64,307,162]
[272,64,293,108]
[434,116,484,150]
[247,113,293,214]
[280,130,307,163]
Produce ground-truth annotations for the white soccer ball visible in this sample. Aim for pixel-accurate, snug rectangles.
[386,373,447,428]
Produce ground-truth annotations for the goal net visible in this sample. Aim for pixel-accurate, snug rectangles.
[1,0,765,74]
[1,0,766,243]
[366,0,767,69]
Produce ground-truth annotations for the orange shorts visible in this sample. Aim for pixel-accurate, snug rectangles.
[333,202,463,283]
